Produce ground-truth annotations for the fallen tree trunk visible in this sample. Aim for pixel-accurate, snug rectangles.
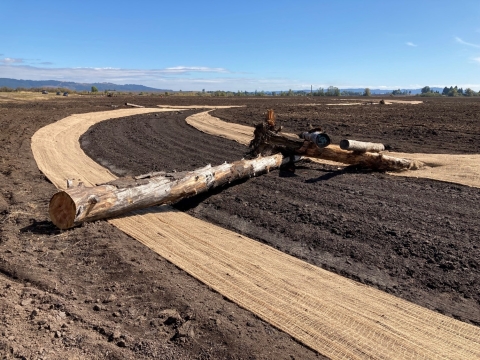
[303,143,422,171]
[339,139,385,153]
[250,123,423,171]
[125,103,144,108]
[49,154,298,229]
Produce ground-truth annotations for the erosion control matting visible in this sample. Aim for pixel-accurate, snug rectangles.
[32,107,480,359]
[184,110,480,188]
[84,108,480,324]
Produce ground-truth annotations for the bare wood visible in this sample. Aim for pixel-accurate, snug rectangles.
[250,123,423,171]
[303,143,422,171]
[49,154,295,229]
[340,139,385,153]
[125,103,144,108]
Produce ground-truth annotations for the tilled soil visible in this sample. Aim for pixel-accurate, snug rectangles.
[1,95,479,359]
[210,97,480,154]
[0,97,324,359]
[82,98,479,329]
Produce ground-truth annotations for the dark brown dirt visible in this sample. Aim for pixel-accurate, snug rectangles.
[210,97,480,154]
[0,96,325,359]
[81,97,480,331]
[1,95,479,359]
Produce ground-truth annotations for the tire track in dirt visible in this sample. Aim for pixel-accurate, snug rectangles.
[32,107,480,359]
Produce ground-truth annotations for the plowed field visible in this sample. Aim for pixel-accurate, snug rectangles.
[1,94,479,359]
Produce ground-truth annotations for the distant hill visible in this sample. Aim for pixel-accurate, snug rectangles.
[0,78,172,92]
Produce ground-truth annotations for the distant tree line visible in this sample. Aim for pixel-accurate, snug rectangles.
[312,86,341,96]
[391,89,412,95]
[441,86,477,97]
[419,86,479,97]
[2,85,478,97]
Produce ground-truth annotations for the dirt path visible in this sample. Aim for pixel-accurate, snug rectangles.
[186,110,480,188]
[32,107,480,359]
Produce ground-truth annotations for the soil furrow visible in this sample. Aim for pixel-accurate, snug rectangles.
[82,109,480,326]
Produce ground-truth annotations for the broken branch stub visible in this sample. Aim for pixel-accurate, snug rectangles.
[49,154,293,229]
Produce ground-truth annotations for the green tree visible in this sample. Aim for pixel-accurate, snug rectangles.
[465,88,475,97]
[421,86,431,94]
[91,86,98,93]
[442,87,449,96]
[287,89,294,96]
[363,88,371,96]
[326,86,340,96]
[448,88,458,97]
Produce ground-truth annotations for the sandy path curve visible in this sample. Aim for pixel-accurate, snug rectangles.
[31,107,480,359]
[185,110,480,188]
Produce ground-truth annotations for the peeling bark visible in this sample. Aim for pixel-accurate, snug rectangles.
[49,154,297,229]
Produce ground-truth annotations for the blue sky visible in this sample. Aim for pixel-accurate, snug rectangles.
[1,1,479,91]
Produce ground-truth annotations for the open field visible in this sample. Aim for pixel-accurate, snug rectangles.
[0,91,82,103]
[1,95,479,358]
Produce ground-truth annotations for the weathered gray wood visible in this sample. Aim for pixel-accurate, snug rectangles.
[49,154,299,229]
[340,139,385,153]
[125,103,144,108]
[250,122,423,171]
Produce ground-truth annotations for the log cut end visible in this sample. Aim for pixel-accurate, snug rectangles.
[49,191,76,230]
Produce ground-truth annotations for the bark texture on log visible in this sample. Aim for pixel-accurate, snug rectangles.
[49,154,292,229]
[303,143,422,171]
[340,139,385,153]
[249,123,423,171]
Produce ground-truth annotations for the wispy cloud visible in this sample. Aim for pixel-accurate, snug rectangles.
[406,42,417,47]
[455,37,480,48]
[0,63,242,90]
[0,62,326,91]
[474,57,480,64]
[1,57,25,64]
[2,62,479,91]
[163,66,228,73]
